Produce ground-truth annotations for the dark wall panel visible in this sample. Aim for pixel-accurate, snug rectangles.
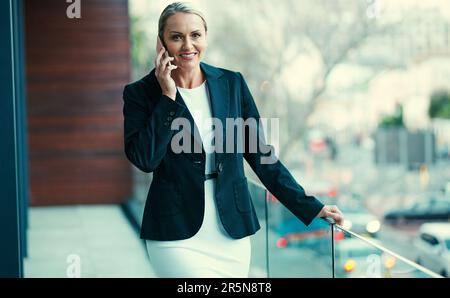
[25,0,132,205]
[1,0,25,277]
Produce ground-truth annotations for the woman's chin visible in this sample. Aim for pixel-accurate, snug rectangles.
[177,60,199,69]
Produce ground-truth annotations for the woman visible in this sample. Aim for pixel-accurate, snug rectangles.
[122,2,344,278]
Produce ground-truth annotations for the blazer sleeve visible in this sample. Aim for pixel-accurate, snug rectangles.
[237,72,324,226]
[122,84,186,173]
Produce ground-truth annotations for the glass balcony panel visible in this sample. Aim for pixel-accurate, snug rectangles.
[333,226,441,278]
[248,180,334,277]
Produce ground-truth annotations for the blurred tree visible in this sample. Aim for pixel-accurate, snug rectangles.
[203,0,398,162]
[130,15,150,80]
[428,89,450,119]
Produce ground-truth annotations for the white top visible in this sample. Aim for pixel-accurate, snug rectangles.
[145,80,251,278]
[178,80,216,166]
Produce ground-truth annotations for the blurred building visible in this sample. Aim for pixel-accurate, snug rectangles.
[430,118,450,158]
[374,128,436,170]
[316,1,450,137]
[361,1,450,66]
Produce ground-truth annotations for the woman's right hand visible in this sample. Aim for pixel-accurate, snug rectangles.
[317,205,344,226]
[154,48,178,100]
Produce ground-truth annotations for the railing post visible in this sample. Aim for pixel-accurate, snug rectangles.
[265,190,270,278]
[331,222,335,278]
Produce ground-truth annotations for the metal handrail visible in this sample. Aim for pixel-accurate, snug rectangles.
[322,218,443,278]
[247,178,443,278]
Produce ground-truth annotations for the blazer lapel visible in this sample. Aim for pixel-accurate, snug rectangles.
[201,62,229,164]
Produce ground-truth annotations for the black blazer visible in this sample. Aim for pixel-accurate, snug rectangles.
[122,62,324,240]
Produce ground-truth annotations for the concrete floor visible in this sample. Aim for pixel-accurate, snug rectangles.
[24,205,155,278]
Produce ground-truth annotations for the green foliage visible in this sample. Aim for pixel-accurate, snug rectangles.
[130,15,149,80]
[428,89,450,119]
[379,105,404,128]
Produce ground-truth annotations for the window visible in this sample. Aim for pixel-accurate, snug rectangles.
[420,233,439,246]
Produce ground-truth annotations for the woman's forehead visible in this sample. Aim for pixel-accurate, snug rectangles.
[165,13,205,32]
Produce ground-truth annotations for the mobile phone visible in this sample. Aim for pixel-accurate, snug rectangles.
[157,36,172,66]
[156,36,164,52]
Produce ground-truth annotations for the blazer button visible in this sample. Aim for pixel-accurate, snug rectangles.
[169,111,175,116]
[167,116,173,121]
[218,162,223,173]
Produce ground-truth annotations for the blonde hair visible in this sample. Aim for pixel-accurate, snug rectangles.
[158,2,208,42]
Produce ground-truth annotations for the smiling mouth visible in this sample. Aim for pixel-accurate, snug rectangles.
[179,53,197,59]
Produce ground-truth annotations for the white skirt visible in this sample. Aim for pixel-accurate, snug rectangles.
[145,178,251,278]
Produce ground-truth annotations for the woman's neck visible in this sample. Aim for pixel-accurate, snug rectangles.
[172,66,205,89]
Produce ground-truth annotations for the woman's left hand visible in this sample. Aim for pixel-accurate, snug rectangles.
[317,205,344,226]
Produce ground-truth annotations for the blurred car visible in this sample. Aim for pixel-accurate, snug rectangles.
[320,196,381,237]
[339,205,381,238]
[384,199,450,223]
[335,238,397,278]
[413,223,450,277]
[275,217,330,249]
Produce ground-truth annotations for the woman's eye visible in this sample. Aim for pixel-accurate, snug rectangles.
[171,33,200,41]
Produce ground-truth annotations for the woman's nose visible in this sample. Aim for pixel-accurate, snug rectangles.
[182,38,194,49]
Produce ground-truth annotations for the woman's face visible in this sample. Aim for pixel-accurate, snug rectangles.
[162,12,207,71]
